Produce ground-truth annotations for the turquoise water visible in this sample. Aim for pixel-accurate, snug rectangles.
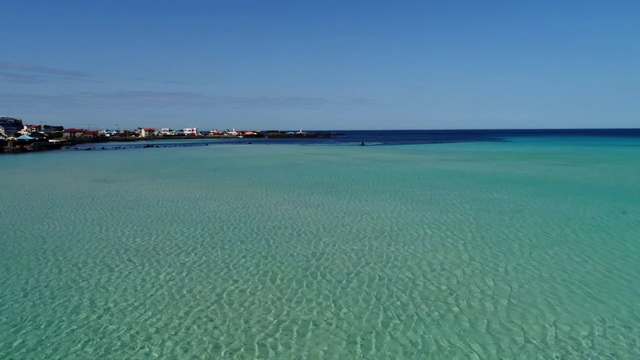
[1,138,639,359]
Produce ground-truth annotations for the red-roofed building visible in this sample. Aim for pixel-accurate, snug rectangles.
[25,124,42,132]
[139,127,157,137]
[62,128,94,139]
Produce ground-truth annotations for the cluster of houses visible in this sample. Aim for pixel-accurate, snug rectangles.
[1,117,63,142]
[65,127,262,139]
[0,116,261,142]
[2,115,326,153]
[0,116,280,144]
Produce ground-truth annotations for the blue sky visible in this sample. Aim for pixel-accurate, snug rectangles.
[1,0,639,130]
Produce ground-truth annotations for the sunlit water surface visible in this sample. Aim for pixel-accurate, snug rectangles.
[1,136,639,359]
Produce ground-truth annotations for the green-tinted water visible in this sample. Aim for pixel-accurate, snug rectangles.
[1,139,639,358]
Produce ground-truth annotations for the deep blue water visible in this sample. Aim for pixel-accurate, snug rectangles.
[66,128,640,151]
[340,128,640,145]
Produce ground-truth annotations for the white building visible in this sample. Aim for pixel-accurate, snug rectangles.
[139,128,157,137]
[183,128,198,136]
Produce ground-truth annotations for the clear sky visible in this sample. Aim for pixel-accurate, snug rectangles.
[1,0,639,130]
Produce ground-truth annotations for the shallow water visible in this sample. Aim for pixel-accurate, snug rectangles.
[1,137,639,358]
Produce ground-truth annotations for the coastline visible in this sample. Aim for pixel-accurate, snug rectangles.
[3,128,640,154]
[0,131,339,154]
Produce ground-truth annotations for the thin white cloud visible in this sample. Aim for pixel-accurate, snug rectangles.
[0,62,97,83]
[0,91,338,108]
[0,62,91,78]
[0,72,47,84]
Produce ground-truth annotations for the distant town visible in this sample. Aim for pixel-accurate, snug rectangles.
[0,116,334,153]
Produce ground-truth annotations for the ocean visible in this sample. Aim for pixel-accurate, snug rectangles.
[1,130,639,358]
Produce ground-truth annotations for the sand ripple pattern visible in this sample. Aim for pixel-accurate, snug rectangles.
[1,143,640,359]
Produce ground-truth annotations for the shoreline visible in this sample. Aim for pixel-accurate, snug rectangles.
[0,131,341,154]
